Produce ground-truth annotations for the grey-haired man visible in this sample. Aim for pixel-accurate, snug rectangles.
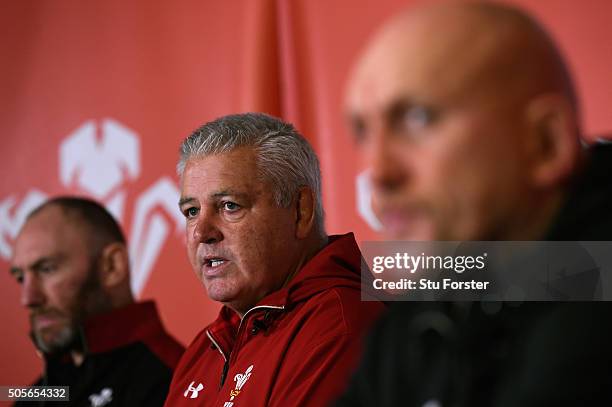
[164,113,385,407]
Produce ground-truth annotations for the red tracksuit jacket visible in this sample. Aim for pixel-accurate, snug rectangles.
[164,233,385,407]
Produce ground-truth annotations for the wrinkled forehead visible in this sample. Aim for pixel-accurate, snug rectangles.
[12,207,87,265]
[180,148,271,197]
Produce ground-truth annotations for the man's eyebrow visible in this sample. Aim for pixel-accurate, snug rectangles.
[347,97,416,127]
[30,256,60,270]
[384,97,415,118]
[211,190,248,199]
[178,196,195,207]
[9,256,60,276]
[179,191,249,207]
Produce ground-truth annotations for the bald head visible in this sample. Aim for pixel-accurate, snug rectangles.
[10,197,134,355]
[347,2,582,240]
[349,2,577,119]
[26,197,127,257]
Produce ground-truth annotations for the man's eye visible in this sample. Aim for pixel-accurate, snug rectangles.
[184,207,199,219]
[39,264,56,274]
[403,106,436,131]
[222,202,241,212]
[390,104,438,138]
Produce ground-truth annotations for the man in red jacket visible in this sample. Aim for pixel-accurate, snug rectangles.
[165,113,385,407]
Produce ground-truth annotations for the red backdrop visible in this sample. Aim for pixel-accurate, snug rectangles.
[1,0,611,387]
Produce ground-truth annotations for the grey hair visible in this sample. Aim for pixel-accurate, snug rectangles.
[178,112,325,235]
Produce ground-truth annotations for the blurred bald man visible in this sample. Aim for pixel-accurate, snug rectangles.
[338,2,612,406]
[346,1,610,241]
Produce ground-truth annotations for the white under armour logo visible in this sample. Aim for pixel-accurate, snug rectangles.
[89,388,113,407]
[184,381,204,399]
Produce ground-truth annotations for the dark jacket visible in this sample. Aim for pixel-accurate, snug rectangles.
[15,301,184,407]
[336,143,612,407]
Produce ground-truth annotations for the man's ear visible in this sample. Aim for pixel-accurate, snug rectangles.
[98,242,130,289]
[295,187,316,239]
[524,94,580,188]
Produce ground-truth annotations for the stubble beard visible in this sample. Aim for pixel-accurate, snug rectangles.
[30,259,110,356]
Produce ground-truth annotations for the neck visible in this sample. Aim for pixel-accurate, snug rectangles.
[231,233,329,318]
[281,234,328,288]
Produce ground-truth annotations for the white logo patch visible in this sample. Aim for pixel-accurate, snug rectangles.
[89,388,113,407]
[59,119,140,198]
[183,381,204,399]
[223,364,254,407]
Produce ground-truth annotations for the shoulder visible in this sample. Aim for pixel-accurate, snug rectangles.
[106,342,176,378]
[288,288,386,342]
[143,330,185,370]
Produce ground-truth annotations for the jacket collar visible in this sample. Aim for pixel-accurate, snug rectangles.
[263,232,362,306]
[206,233,362,351]
[82,300,166,354]
[41,301,166,366]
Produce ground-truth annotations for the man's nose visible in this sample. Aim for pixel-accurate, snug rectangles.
[21,272,45,308]
[366,131,408,194]
[192,209,224,245]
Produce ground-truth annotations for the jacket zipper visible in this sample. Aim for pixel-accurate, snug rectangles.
[206,305,285,387]
[206,330,229,388]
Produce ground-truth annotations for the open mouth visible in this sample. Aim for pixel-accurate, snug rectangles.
[206,258,226,267]
[201,257,229,277]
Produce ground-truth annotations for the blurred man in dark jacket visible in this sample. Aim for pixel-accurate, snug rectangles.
[339,2,612,406]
